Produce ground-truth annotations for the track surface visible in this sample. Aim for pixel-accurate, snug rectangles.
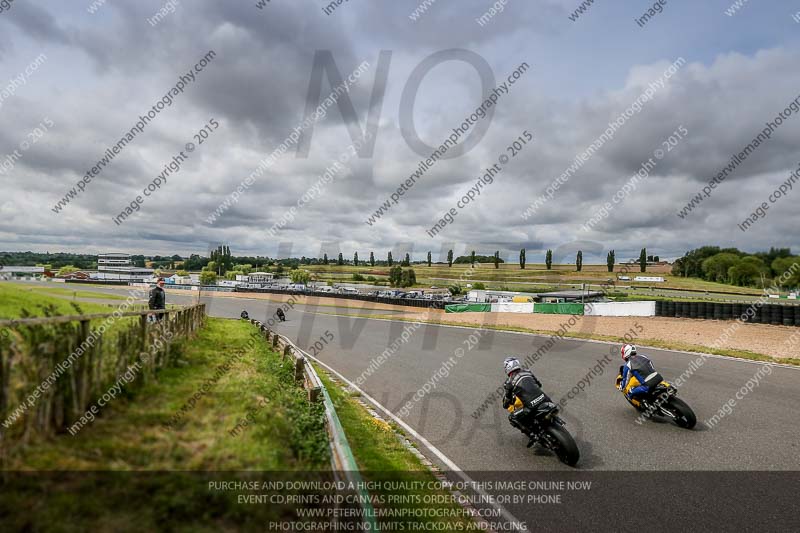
[25,284,798,530]
[159,290,800,472]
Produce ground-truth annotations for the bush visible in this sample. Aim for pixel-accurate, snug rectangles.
[290,270,311,284]
[199,270,217,285]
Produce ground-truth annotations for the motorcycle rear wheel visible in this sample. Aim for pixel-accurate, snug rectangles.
[666,397,696,429]
[545,425,580,467]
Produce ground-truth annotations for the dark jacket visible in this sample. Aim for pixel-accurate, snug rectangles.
[621,354,662,398]
[502,369,547,409]
[148,286,166,310]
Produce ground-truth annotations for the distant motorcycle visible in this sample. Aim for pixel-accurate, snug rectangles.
[276,308,286,322]
[506,397,580,467]
[615,366,696,429]
[240,310,249,319]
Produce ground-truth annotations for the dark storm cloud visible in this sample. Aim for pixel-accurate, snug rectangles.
[1,0,799,261]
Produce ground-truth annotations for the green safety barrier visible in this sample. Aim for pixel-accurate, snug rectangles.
[533,303,585,315]
[444,303,492,313]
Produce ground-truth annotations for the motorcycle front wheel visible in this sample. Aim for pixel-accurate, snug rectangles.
[665,397,696,429]
[545,425,580,467]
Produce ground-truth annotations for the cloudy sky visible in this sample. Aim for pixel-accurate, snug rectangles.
[1,0,799,262]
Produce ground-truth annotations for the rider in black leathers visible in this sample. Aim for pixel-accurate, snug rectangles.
[502,357,554,438]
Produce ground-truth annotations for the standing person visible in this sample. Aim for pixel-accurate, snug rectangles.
[149,277,166,321]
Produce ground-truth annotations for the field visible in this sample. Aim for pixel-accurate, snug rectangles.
[15,283,128,300]
[297,262,767,296]
[0,282,123,318]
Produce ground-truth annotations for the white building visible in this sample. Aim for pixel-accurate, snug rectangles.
[0,266,45,280]
[167,274,196,285]
[248,272,275,286]
[466,289,521,303]
[97,253,133,269]
[94,252,153,282]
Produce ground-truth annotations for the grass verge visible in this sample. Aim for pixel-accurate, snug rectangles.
[317,369,482,531]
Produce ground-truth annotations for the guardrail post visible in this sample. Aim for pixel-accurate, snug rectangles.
[308,385,321,403]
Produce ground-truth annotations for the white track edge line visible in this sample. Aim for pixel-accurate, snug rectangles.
[298,346,530,533]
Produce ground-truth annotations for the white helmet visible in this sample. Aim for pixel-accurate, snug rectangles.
[621,344,637,362]
[503,357,521,376]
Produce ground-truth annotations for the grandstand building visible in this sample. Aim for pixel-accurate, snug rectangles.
[95,253,153,282]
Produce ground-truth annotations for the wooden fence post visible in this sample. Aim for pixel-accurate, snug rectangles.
[293,353,304,382]
[77,319,91,415]
[0,330,9,424]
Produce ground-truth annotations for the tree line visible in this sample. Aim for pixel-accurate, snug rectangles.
[672,246,799,287]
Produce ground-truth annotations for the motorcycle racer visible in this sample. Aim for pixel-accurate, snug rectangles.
[618,344,663,404]
[502,357,555,440]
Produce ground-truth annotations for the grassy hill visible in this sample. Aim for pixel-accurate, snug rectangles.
[0,282,124,318]
[2,318,478,531]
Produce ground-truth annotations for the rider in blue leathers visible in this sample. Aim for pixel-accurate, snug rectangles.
[619,344,662,401]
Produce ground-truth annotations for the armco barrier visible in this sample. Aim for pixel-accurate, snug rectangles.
[235,287,800,326]
[584,301,655,317]
[654,300,800,326]
[491,302,534,313]
[236,287,448,310]
[246,318,377,528]
[534,303,584,315]
[445,303,492,313]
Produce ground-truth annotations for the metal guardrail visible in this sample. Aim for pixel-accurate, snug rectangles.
[237,287,450,309]
[246,319,377,529]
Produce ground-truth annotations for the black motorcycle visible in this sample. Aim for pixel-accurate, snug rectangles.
[507,397,580,467]
[276,308,286,322]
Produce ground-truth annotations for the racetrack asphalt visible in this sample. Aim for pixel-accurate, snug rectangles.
[173,290,800,473]
[40,285,798,530]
